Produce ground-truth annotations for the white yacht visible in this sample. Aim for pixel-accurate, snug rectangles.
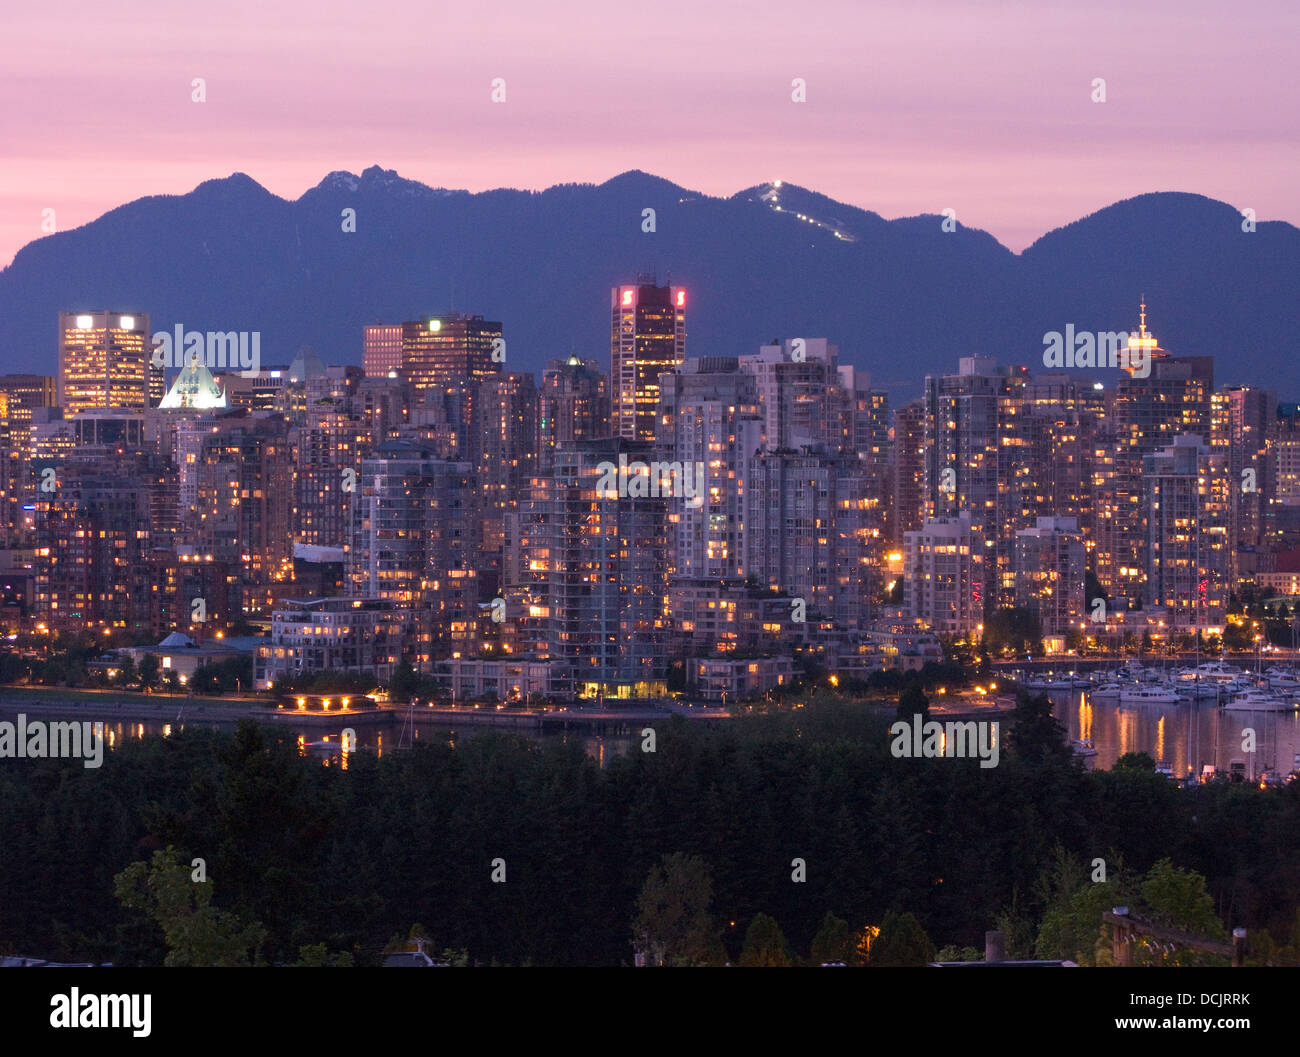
[1089,682,1123,699]
[1177,680,1224,701]
[1113,663,1159,684]
[1119,686,1185,705]
[1179,661,1243,683]
[1222,688,1295,712]
[1265,668,1300,691]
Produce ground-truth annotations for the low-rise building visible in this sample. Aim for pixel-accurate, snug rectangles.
[254,597,407,690]
[690,655,795,702]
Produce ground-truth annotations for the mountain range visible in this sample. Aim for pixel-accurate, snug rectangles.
[2,167,1297,400]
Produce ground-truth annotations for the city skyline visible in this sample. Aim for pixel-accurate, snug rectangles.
[4,0,1299,987]
[5,288,1291,661]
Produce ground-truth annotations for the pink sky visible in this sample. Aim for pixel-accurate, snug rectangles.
[3,0,1297,266]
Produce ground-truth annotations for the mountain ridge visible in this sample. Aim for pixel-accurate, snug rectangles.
[2,169,1296,399]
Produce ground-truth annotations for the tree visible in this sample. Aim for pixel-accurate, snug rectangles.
[738,913,792,966]
[1085,569,1108,612]
[114,655,137,689]
[1114,751,1156,772]
[1140,859,1225,938]
[982,607,1042,656]
[632,853,724,966]
[1033,848,1132,966]
[809,911,855,965]
[1008,691,1071,764]
[897,683,929,722]
[389,661,420,700]
[869,910,935,967]
[294,943,354,967]
[138,653,160,691]
[114,846,267,966]
[1132,859,1227,966]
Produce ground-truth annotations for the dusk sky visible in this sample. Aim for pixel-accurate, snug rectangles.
[3,0,1297,267]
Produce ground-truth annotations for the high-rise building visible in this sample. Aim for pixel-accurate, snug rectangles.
[838,365,890,465]
[611,278,686,442]
[1095,304,1212,607]
[1210,386,1274,572]
[525,437,670,700]
[922,357,1030,611]
[1019,373,1102,548]
[540,357,609,457]
[0,375,55,543]
[363,324,404,378]
[1143,434,1230,628]
[745,448,880,627]
[471,371,539,588]
[33,452,159,634]
[293,409,373,548]
[186,410,294,616]
[1014,516,1086,637]
[904,512,985,635]
[891,400,926,541]
[740,338,844,452]
[401,314,502,400]
[347,440,477,665]
[356,375,410,442]
[656,358,763,582]
[1274,405,1300,505]
[58,311,163,414]
[0,375,57,419]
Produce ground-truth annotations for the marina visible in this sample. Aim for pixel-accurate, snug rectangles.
[1004,659,1300,783]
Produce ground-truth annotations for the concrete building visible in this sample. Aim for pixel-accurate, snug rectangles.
[254,597,407,690]
[1014,516,1086,636]
[1143,434,1230,629]
[904,512,984,635]
[745,448,879,628]
[656,358,764,581]
[524,437,669,701]
[539,357,609,459]
[347,440,477,665]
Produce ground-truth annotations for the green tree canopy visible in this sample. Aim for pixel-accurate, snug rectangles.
[869,910,936,967]
[632,853,724,967]
[738,912,792,967]
[809,911,855,965]
[114,846,267,967]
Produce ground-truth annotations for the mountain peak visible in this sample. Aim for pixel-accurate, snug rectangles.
[192,172,270,197]
[598,170,690,196]
[318,170,361,193]
[305,166,463,199]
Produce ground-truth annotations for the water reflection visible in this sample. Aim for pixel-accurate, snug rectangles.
[0,709,635,770]
[1053,689,1300,781]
